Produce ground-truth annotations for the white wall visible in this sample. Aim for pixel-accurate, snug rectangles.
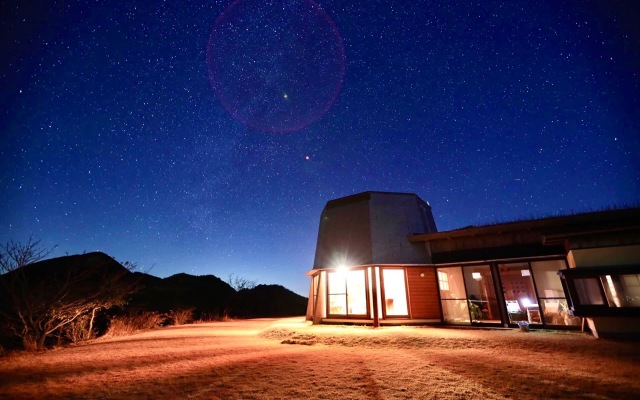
[568,244,640,268]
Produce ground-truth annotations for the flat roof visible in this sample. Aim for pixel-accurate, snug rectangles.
[409,207,640,242]
[325,191,427,209]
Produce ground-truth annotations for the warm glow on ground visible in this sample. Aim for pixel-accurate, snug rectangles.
[1,318,638,399]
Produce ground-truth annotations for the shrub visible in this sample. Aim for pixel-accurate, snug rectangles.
[106,312,165,337]
[169,308,195,326]
[194,308,231,323]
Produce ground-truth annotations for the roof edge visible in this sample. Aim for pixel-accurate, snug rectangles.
[409,207,640,242]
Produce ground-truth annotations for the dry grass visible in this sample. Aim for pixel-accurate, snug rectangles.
[0,318,638,399]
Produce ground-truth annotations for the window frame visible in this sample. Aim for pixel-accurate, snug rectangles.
[558,265,640,317]
[325,268,370,318]
[380,267,410,319]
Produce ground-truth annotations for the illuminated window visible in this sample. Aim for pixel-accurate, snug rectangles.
[602,274,640,307]
[530,260,578,326]
[467,265,501,323]
[438,270,449,291]
[382,269,408,316]
[621,274,640,307]
[327,272,347,315]
[327,269,368,316]
[437,267,469,324]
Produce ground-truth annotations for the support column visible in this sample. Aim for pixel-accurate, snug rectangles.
[371,266,380,328]
[312,272,325,325]
[490,263,509,326]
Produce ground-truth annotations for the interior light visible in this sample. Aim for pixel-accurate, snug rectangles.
[472,272,482,280]
[521,269,531,276]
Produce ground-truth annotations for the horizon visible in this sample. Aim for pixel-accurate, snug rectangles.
[2,1,639,297]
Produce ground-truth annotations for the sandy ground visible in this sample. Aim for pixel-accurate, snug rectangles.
[0,318,638,400]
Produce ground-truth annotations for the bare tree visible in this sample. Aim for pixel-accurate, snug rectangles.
[226,273,258,291]
[0,238,139,350]
[0,237,56,348]
[87,260,141,338]
[0,237,56,272]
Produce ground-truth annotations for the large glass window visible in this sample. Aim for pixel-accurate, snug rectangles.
[499,263,541,324]
[437,267,470,324]
[531,260,579,326]
[464,265,501,323]
[558,266,640,317]
[327,269,368,316]
[382,269,409,316]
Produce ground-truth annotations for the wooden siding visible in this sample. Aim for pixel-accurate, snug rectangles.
[407,267,441,319]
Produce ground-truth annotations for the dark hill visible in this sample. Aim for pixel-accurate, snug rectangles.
[11,251,130,281]
[0,252,140,349]
[1,252,307,321]
[131,271,162,286]
[0,252,306,349]
[130,272,236,316]
[0,251,137,309]
[231,284,308,318]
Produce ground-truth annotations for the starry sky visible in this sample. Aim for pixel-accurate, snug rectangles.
[2,0,639,296]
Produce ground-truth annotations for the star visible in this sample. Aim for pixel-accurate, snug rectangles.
[1,0,636,300]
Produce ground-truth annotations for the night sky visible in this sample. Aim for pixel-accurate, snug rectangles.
[2,0,639,296]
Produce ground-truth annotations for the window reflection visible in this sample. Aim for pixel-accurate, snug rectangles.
[575,278,605,305]
[601,274,640,307]
[559,267,640,317]
[530,260,579,326]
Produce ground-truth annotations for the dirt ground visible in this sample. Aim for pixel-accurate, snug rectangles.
[0,317,638,399]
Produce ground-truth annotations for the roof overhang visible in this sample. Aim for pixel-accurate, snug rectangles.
[306,263,436,276]
[409,208,640,243]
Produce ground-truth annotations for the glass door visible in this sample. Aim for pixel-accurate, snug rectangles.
[327,269,368,317]
[437,267,470,324]
[530,260,580,326]
[463,265,501,323]
[381,269,409,317]
[499,263,541,324]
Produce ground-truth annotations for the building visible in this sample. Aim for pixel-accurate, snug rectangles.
[305,191,640,338]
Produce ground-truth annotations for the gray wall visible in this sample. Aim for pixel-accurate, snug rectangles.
[369,192,435,264]
[313,194,373,268]
[313,192,436,269]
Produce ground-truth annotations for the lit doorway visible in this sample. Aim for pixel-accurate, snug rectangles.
[499,263,541,324]
[381,269,409,317]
